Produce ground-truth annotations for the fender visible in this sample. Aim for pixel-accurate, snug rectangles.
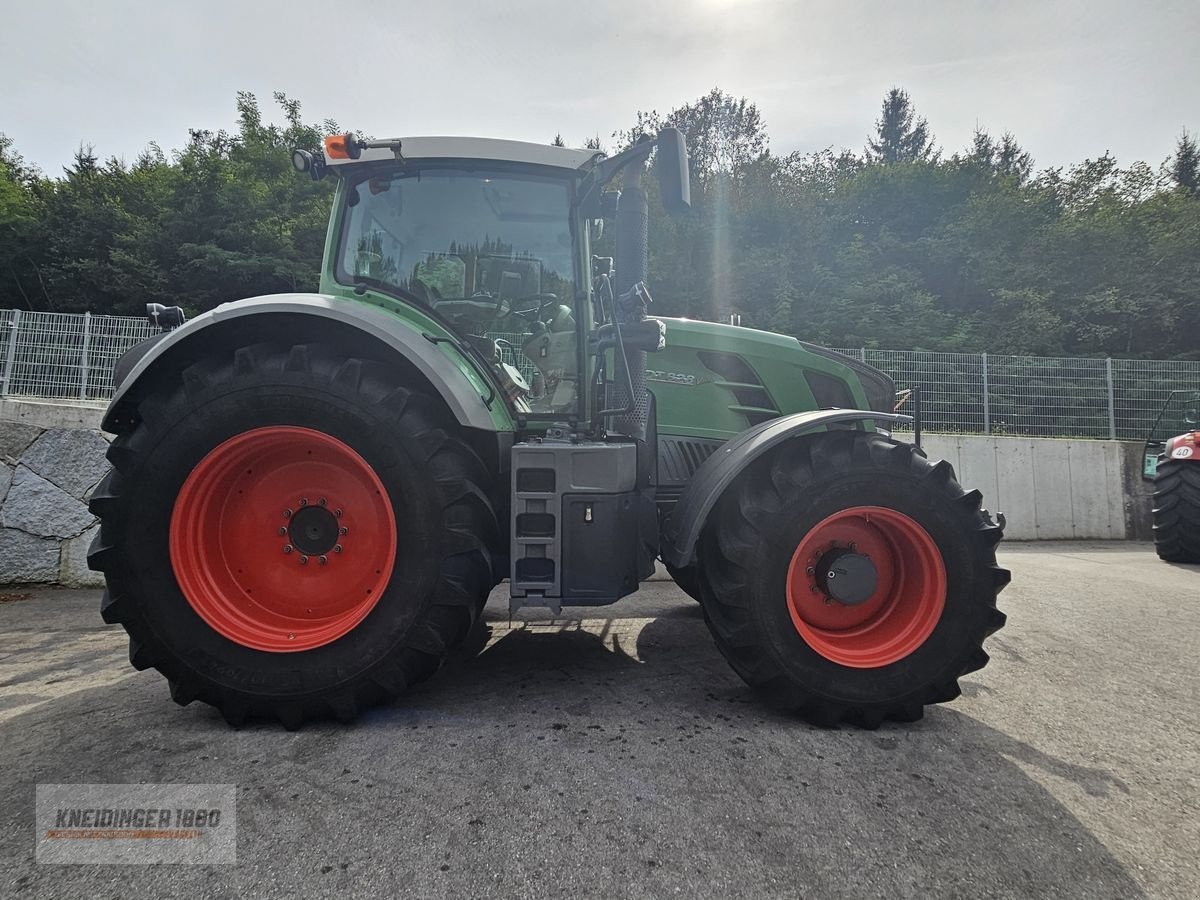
[103,293,508,433]
[660,409,910,568]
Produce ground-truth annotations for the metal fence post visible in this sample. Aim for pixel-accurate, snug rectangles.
[1,308,20,397]
[981,352,990,435]
[859,348,867,363]
[1105,357,1116,440]
[79,311,92,400]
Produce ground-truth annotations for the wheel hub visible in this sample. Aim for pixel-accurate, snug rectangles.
[815,550,878,606]
[287,504,341,556]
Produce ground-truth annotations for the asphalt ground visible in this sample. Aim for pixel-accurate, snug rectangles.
[0,542,1197,899]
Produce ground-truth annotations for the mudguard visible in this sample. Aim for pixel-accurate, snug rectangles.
[1164,432,1198,461]
[660,409,910,568]
[103,293,506,433]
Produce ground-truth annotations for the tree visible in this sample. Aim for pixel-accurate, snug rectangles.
[5,87,1200,363]
[866,88,936,164]
[966,128,1033,184]
[0,134,46,309]
[621,88,767,180]
[551,133,565,147]
[1170,128,1198,192]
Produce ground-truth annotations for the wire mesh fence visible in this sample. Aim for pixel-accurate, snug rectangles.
[829,347,1198,441]
[1,309,158,403]
[3,309,1199,440]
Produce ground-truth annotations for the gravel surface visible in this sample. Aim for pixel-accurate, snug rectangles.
[0,542,1197,898]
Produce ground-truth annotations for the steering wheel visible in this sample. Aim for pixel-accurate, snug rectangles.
[505,293,559,324]
[429,291,563,336]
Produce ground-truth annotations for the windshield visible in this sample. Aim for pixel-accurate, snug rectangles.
[337,168,581,416]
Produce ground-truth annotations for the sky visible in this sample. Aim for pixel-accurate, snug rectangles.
[3,0,1198,176]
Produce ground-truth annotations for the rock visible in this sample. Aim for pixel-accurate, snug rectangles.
[0,422,43,461]
[0,527,60,584]
[60,523,104,588]
[0,464,12,507]
[19,428,113,499]
[1,466,95,539]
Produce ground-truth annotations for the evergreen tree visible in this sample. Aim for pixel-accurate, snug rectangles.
[866,88,936,164]
[1170,128,1198,192]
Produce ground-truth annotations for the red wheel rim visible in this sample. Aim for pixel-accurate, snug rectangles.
[169,426,397,652]
[785,506,946,668]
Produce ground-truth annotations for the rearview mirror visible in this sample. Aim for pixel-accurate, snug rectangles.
[657,128,691,215]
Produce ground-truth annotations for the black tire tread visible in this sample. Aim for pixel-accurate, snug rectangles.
[1153,460,1200,563]
[697,430,1009,728]
[89,342,497,729]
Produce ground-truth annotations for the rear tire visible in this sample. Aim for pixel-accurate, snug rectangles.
[698,430,1009,728]
[1153,460,1200,563]
[89,342,498,729]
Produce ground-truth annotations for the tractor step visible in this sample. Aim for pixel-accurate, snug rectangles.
[509,439,641,614]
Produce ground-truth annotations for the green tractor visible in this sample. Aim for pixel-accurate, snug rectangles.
[89,130,1009,729]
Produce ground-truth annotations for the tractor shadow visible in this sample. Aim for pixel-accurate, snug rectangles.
[407,609,1140,897]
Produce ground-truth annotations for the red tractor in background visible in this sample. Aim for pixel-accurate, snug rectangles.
[1145,390,1200,563]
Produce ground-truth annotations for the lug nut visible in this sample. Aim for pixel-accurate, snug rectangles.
[299,497,308,507]
[333,544,343,554]
[283,508,293,518]
[283,544,293,554]
[318,555,327,566]
[334,508,343,518]
[339,526,348,535]
[318,497,327,507]
[278,527,287,536]
[300,555,309,565]
[806,566,815,576]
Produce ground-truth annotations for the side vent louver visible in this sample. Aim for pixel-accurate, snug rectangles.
[696,350,780,426]
[658,437,726,486]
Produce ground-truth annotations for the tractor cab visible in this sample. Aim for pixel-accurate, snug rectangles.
[335,161,584,415]
[297,133,689,435]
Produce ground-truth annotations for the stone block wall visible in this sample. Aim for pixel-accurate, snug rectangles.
[1,416,110,587]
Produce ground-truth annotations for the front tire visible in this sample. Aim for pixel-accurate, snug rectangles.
[89,343,498,729]
[1153,459,1200,563]
[698,431,1009,728]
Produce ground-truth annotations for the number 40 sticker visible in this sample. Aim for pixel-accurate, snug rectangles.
[1174,446,1194,459]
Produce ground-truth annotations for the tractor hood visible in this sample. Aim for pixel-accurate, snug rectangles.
[659,318,897,417]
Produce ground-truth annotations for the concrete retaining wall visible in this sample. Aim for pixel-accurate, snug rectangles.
[920,434,1153,541]
[0,398,1157,586]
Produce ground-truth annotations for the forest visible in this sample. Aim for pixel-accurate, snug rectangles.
[1,88,1198,359]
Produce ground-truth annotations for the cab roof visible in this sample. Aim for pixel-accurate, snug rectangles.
[325,136,602,173]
